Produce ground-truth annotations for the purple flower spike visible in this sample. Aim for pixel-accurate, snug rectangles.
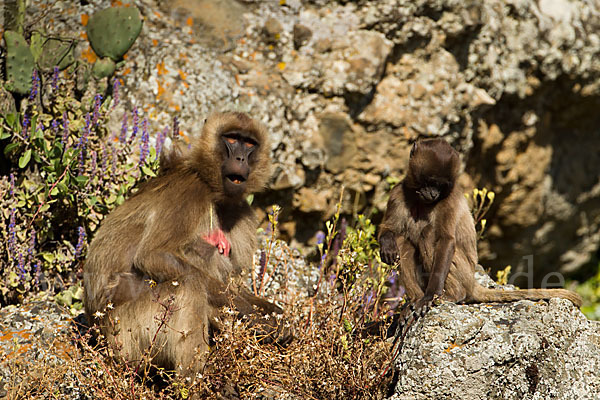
[156,126,169,155]
[22,112,31,139]
[140,118,149,165]
[52,67,60,91]
[74,227,87,258]
[61,112,69,146]
[129,107,139,144]
[92,94,103,127]
[112,79,120,109]
[316,231,326,245]
[9,173,15,196]
[8,208,16,257]
[119,112,128,143]
[28,69,40,102]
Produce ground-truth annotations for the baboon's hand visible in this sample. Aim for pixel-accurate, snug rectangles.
[379,231,400,265]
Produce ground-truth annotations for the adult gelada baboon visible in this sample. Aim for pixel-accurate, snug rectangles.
[84,112,283,375]
[378,138,582,314]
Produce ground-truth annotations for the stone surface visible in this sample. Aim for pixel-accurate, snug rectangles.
[390,298,600,400]
[18,0,600,280]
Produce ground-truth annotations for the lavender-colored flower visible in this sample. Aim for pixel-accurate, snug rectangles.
[9,173,15,196]
[92,94,103,127]
[100,142,109,176]
[8,208,16,257]
[28,69,40,102]
[112,79,120,109]
[90,150,97,177]
[119,112,128,143]
[52,66,60,91]
[51,119,59,137]
[129,107,139,144]
[259,249,267,269]
[22,112,31,139]
[156,126,169,156]
[17,252,27,280]
[74,227,87,258]
[316,231,326,245]
[76,114,92,174]
[61,111,69,146]
[139,118,149,165]
[111,146,118,178]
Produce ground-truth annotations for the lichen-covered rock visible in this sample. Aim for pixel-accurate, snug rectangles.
[24,0,600,278]
[389,299,600,400]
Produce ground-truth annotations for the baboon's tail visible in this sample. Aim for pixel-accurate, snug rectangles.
[471,285,582,307]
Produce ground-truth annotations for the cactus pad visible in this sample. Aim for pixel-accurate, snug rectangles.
[4,31,35,95]
[86,6,143,62]
[92,57,117,79]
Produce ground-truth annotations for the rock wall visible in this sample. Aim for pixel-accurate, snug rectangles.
[389,299,600,400]
[23,0,600,280]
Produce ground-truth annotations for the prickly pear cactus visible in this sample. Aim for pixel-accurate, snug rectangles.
[92,57,116,79]
[4,31,35,95]
[86,6,143,62]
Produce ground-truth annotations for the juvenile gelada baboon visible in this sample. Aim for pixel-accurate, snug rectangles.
[378,138,582,313]
[84,112,283,375]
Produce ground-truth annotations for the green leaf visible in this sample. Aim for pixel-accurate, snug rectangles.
[116,195,125,205]
[0,126,9,140]
[4,142,20,156]
[5,113,17,128]
[19,149,32,168]
[42,252,56,262]
[74,175,89,186]
[141,165,156,177]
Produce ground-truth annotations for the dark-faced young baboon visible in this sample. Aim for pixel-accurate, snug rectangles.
[84,112,283,375]
[378,138,582,314]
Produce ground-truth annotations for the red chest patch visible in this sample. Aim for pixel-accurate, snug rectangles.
[203,229,231,257]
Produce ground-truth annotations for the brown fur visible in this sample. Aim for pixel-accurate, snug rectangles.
[84,112,281,375]
[378,138,582,310]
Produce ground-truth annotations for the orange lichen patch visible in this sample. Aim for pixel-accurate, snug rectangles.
[154,11,162,18]
[179,131,189,143]
[122,67,132,76]
[81,46,98,64]
[177,69,187,81]
[111,0,124,6]
[444,343,461,353]
[179,52,189,60]
[123,54,128,60]
[186,17,194,27]
[172,104,181,111]
[152,39,158,46]
[0,329,33,342]
[277,62,286,71]
[156,80,166,100]
[182,81,189,89]
[80,31,88,40]
[81,14,89,26]
[157,61,168,76]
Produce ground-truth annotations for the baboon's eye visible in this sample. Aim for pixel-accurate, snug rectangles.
[226,137,237,144]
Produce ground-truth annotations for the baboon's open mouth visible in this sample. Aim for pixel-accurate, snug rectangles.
[227,174,246,185]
